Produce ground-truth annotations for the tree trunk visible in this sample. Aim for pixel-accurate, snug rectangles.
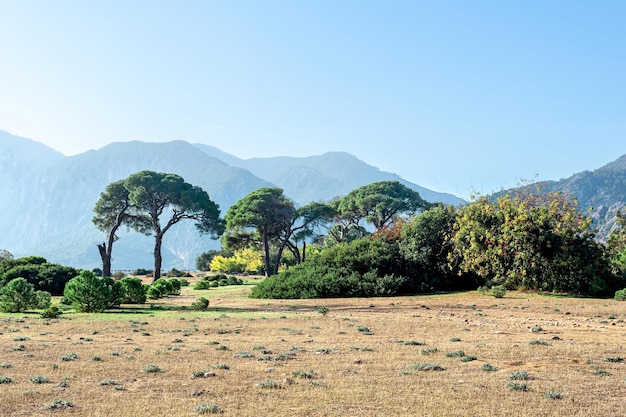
[263,231,272,277]
[153,233,163,283]
[97,243,112,278]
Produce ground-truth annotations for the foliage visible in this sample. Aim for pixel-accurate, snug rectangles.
[132,268,152,276]
[119,277,147,304]
[607,211,626,280]
[251,238,408,298]
[0,257,78,295]
[209,248,264,274]
[92,180,151,277]
[63,270,121,313]
[191,297,210,310]
[40,306,62,319]
[399,204,473,291]
[0,277,50,312]
[123,170,224,281]
[196,249,232,271]
[491,285,506,298]
[193,280,211,290]
[223,187,296,276]
[614,289,626,301]
[151,278,173,297]
[333,180,429,231]
[447,189,616,295]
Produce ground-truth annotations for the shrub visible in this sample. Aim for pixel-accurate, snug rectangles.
[112,271,126,280]
[482,363,497,372]
[40,306,61,319]
[63,270,121,312]
[0,277,47,312]
[169,278,182,295]
[119,277,147,304]
[166,268,184,278]
[146,286,161,300]
[194,280,211,290]
[491,285,506,298]
[179,279,190,287]
[615,289,626,301]
[152,278,173,297]
[34,290,52,309]
[191,297,209,310]
[545,391,562,400]
[0,257,77,295]
[0,376,12,384]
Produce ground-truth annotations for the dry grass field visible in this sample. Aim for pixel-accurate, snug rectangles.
[1,278,626,416]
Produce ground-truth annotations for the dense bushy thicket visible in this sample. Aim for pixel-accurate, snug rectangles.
[252,193,626,299]
[251,238,411,298]
[0,256,78,295]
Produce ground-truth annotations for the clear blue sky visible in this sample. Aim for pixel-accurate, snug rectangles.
[1,1,624,198]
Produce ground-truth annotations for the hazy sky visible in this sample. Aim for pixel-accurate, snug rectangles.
[1,1,624,198]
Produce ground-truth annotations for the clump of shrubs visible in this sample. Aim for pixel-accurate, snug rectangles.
[191,297,209,311]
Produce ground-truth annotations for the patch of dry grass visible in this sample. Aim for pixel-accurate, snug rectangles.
[1,281,626,416]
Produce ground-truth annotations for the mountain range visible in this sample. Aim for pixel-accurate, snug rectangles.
[0,130,462,271]
[1,130,623,271]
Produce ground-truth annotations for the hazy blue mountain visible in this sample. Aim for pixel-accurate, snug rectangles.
[1,137,272,270]
[2,132,466,271]
[193,147,464,206]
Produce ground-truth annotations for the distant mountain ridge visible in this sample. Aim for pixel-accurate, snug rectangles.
[193,145,463,206]
[1,131,463,270]
[537,155,626,238]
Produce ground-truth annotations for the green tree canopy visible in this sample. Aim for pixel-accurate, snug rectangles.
[447,190,615,294]
[330,181,429,242]
[92,180,151,277]
[123,171,224,281]
[223,187,296,276]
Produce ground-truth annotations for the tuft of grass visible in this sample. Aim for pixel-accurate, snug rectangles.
[409,363,444,371]
[449,337,461,342]
[212,363,230,370]
[604,356,624,363]
[509,371,531,380]
[292,369,317,379]
[445,350,465,358]
[194,404,223,414]
[482,363,498,372]
[46,399,74,410]
[420,346,438,355]
[60,352,79,361]
[404,340,425,346]
[508,382,529,391]
[460,355,477,362]
[0,376,13,384]
[545,391,562,399]
[528,340,550,346]
[99,379,117,386]
[142,364,164,373]
[29,375,50,384]
[593,369,611,376]
[256,379,280,389]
